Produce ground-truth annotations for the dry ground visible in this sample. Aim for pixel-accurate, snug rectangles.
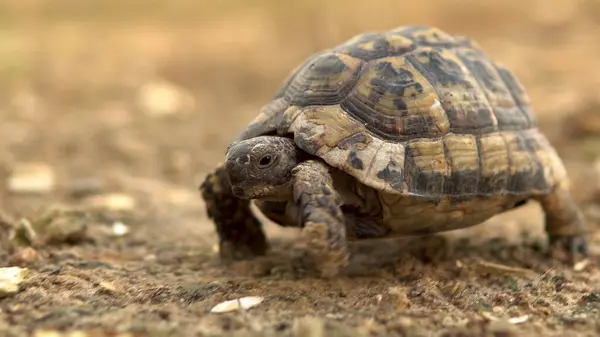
[0,1,600,336]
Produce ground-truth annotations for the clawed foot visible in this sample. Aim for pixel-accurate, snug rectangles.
[216,214,269,261]
[548,235,589,264]
[200,165,269,263]
[302,221,350,278]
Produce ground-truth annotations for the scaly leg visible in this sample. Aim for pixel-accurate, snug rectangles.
[291,160,349,278]
[537,181,588,263]
[199,163,268,260]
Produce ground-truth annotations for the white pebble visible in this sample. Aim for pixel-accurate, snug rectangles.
[0,267,28,297]
[209,296,264,313]
[508,315,529,324]
[111,222,130,236]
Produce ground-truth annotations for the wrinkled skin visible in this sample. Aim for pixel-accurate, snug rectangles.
[223,136,350,277]
[225,137,298,202]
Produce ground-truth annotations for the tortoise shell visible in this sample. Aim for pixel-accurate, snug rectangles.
[235,26,566,199]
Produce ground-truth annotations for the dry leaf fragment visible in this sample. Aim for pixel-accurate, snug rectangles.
[573,259,590,272]
[209,296,264,313]
[508,315,529,324]
[480,311,499,321]
[473,260,538,279]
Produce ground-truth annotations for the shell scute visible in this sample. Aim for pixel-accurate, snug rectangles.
[242,26,563,197]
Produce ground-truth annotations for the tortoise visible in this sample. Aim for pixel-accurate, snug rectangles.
[200,25,588,277]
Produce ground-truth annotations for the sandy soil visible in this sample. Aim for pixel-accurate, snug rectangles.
[0,1,599,336]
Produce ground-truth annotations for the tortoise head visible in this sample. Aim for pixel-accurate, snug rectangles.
[225,136,299,201]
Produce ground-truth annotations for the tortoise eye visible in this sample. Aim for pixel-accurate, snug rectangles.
[258,155,275,168]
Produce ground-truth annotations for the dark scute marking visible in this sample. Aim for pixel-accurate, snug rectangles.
[370,61,424,98]
[287,53,357,107]
[294,127,321,155]
[407,51,497,133]
[340,98,404,141]
[479,169,509,195]
[404,146,445,196]
[496,66,535,128]
[346,35,391,60]
[410,49,471,87]
[506,135,534,193]
[443,129,480,195]
[347,150,364,170]
[312,54,348,74]
[376,160,404,191]
[476,136,509,195]
[514,134,549,193]
[496,67,526,105]
[508,169,546,195]
[393,98,408,111]
[455,52,504,93]
[337,133,369,150]
[444,170,480,196]
[494,111,528,131]
[395,26,465,49]
[443,105,495,134]
[478,107,495,125]
[334,33,415,61]
[403,115,436,135]
[339,61,431,140]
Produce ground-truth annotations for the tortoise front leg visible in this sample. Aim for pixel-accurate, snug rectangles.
[199,163,268,260]
[291,160,350,278]
[537,181,589,262]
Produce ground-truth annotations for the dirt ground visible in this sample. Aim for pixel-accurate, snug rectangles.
[0,1,600,336]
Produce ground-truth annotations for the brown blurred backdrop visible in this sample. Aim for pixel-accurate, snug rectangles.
[1,3,600,335]
[0,0,599,199]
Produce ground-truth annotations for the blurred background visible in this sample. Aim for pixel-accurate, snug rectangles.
[0,0,599,221]
[1,2,600,335]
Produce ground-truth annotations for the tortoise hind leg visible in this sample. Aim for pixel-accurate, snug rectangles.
[536,181,589,262]
[199,163,268,260]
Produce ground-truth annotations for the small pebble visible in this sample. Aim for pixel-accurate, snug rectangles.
[7,162,55,194]
[98,281,118,294]
[111,222,130,237]
[8,247,42,266]
[0,267,28,297]
[387,286,411,309]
